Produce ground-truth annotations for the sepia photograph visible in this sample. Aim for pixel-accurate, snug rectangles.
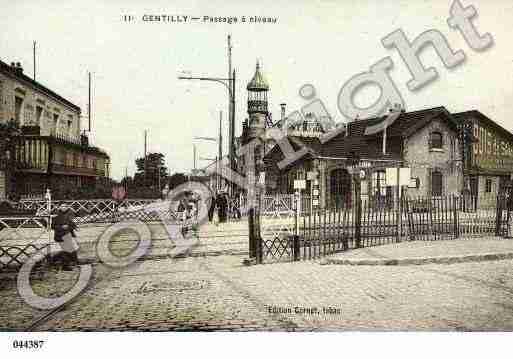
[1,0,513,357]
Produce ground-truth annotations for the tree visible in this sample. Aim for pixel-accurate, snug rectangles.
[168,172,187,190]
[0,119,22,171]
[0,120,23,200]
[134,152,169,189]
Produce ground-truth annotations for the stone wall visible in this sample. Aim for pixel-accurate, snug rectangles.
[403,119,463,197]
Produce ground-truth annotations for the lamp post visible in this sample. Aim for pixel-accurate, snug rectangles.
[178,73,236,196]
[194,134,222,192]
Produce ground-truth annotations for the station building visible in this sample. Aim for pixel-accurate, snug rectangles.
[237,62,513,208]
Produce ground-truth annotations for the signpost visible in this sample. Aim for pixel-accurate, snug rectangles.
[112,186,127,202]
[307,171,318,212]
[293,179,306,235]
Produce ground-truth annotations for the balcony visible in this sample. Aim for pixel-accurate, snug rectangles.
[49,132,109,158]
[51,163,105,177]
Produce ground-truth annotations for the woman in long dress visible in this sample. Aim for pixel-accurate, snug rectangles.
[52,205,79,271]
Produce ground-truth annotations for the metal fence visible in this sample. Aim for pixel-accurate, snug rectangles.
[253,194,505,263]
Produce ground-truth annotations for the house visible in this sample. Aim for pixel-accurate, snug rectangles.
[263,106,513,208]
[0,60,110,199]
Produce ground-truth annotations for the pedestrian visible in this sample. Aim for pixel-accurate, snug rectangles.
[231,195,241,219]
[52,204,79,271]
[220,193,228,223]
[216,192,224,223]
[177,199,186,222]
[208,194,216,222]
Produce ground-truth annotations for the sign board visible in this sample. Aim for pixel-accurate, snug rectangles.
[385,167,411,187]
[312,199,319,206]
[112,186,126,201]
[313,189,319,196]
[258,171,266,185]
[408,177,419,189]
[294,179,306,190]
[307,171,318,180]
[385,168,397,186]
[399,168,411,186]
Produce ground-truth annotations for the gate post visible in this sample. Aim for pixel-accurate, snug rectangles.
[256,205,263,264]
[453,195,460,238]
[292,235,300,261]
[248,207,256,259]
[355,196,362,248]
[495,194,502,237]
[45,188,53,267]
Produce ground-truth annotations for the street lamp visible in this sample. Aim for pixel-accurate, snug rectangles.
[195,135,221,192]
[178,72,236,195]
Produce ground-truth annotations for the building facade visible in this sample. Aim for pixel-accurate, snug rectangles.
[262,106,513,207]
[235,63,513,208]
[0,60,110,199]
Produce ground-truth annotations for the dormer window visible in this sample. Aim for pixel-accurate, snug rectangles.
[430,131,443,150]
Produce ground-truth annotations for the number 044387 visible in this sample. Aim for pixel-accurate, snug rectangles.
[12,340,45,349]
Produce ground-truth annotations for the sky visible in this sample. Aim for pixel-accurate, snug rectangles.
[1,0,512,180]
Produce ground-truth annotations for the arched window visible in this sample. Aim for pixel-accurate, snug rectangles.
[431,170,443,196]
[430,131,443,149]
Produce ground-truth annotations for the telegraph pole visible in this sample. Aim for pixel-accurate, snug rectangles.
[193,144,197,171]
[33,41,36,81]
[88,72,92,132]
[219,110,223,192]
[144,130,147,186]
[227,35,233,181]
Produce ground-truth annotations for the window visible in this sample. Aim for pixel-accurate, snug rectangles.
[431,171,443,196]
[14,96,23,125]
[372,170,387,196]
[68,119,73,137]
[36,106,43,127]
[430,131,443,149]
[485,178,492,193]
[53,114,59,135]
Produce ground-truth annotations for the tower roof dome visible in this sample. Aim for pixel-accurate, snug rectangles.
[246,60,269,91]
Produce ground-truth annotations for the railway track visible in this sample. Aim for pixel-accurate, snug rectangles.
[24,264,117,331]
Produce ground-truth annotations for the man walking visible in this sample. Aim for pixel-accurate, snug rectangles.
[208,193,216,222]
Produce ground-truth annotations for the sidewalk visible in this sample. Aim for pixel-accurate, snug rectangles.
[322,237,513,266]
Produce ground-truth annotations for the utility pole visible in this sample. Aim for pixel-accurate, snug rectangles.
[144,130,147,187]
[227,35,233,183]
[33,41,36,81]
[219,110,223,192]
[88,72,92,132]
[231,69,236,183]
[193,144,197,171]
[157,162,161,193]
[124,166,128,192]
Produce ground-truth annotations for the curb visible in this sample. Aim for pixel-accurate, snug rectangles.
[78,249,249,265]
[320,252,513,266]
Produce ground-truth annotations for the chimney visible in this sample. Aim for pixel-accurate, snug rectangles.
[280,103,286,121]
[13,62,23,74]
[80,133,89,147]
[280,103,287,129]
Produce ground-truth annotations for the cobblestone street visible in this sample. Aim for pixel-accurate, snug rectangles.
[3,233,513,331]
